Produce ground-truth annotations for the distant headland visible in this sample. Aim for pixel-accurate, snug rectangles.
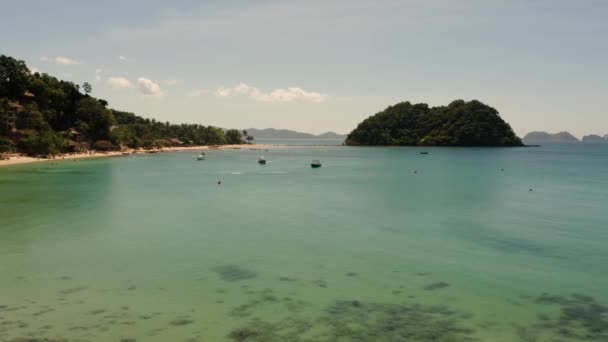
[244,128,346,140]
[345,100,523,147]
[523,131,608,144]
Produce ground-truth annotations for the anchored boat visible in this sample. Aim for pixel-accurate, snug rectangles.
[258,156,267,165]
[311,160,322,168]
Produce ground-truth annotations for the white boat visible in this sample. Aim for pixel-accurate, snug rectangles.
[197,154,205,160]
[258,156,267,164]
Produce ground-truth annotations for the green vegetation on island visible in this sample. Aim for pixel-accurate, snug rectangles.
[345,100,523,146]
[0,55,247,156]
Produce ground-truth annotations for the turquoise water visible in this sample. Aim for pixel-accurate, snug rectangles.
[0,145,607,341]
[254,138,344,145]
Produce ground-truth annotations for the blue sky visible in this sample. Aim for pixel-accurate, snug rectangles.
[1,0,607,136]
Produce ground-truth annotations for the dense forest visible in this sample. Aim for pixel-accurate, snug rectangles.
[345,100,523,146]
[0,55,248,156]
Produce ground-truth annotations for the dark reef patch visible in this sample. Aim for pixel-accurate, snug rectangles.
[9,339,68,342]
[519,292,608,341]
[59,286,88,294]
[323,300,477,341]
[213,265,258,282]
[228,318,313,342]
[170,317,194,326]
[314,279,328,288]
[424,281,450,291]
[230,289,307,318]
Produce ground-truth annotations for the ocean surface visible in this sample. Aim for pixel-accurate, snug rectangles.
[253,138,344,146]
[0,144,607,341]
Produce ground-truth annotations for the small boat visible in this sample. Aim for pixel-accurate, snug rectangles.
[258,156,267,165]
[419,151,430,155]
[197,154,205,160]
[311,160,322,168]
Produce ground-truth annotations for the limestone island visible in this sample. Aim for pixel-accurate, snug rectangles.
[345,100,523,147]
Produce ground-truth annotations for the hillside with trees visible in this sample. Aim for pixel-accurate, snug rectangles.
[0,55,245,156]
[345,100,523,146]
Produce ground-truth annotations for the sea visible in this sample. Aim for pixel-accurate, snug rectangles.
[0,143,607,341]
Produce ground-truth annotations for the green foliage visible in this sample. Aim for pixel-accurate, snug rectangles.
[0,55,31,99]
[0,136,15,152]
[0,54,245,154]
[16,103,46,130]
[225,129,245,144]
[75,97,114,141]
[83,82,92,94]
[346,100,523,147]
[21,129,68,156]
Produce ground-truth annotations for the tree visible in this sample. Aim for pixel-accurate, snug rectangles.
[83,82,92,95]
[225,129,244,144]
[21,129,67,156]
[0,55,31,99]
[0,136,15,153]
[75,97,114,141]
[17,103,46,130]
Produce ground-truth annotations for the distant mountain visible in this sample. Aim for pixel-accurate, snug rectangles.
[245,128,346,140]
[523,131,579,143]
[582,134,608,143]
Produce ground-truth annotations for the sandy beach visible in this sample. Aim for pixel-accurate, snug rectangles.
[0,144,277,167]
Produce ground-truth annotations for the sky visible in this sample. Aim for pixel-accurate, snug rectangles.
[1,0,607,137]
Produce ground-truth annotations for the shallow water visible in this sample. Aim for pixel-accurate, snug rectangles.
[0,145,607,341]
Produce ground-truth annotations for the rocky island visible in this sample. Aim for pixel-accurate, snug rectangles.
[345,100,523,146]
[522,131,579,144]
[581,134,608,143]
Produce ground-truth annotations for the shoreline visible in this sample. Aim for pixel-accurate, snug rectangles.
[0,144,278,168]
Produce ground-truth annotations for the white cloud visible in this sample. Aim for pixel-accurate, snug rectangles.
[119,55,128,61]
[234,82,251,95]
[137,77,163,97]
[40,56,49,62]
[108,76,133,90]
[215,86,232,97]
[219,82,328,103]
[55,56,80,65]
[95,69,103,82]
[188,88,208,97]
